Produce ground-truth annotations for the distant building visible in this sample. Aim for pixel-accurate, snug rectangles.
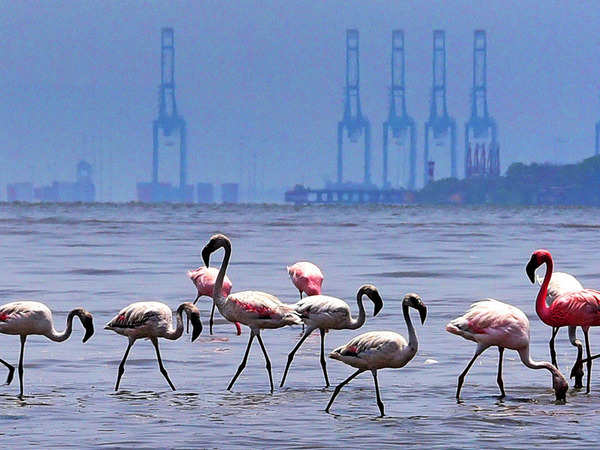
[33,160,96,202]
[221,183,239,203]
[196,183,214,203]
[7,183,34,202]
[136,182,193,203]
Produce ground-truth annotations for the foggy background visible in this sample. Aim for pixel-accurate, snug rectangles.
[1,1,598,201]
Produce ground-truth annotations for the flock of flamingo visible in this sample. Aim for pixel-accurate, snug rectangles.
[0,234,599,416]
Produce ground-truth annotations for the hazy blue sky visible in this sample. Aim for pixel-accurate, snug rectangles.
[1,1,599,200]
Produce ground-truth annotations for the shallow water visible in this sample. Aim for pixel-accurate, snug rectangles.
[0,203,599,448]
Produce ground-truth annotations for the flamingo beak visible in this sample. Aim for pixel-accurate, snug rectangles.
[418,303,427,325]
[526,257,537,284]
[202,246,211,268]
[371,292,384,317]
[190,312,202,342]
[82,314,94,343]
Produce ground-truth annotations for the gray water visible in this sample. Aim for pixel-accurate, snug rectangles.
[0,203,599,448]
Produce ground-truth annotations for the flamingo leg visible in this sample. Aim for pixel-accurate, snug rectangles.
[583,328,592,394]
[549,327,560,368]
[115,339,135,391]
[0,356,14,385]
[227,332,255,391]
[371,369,385,416]
[151,337,176,391]
[456,345,486,401]
[256,332,274,393]
[299,290,305,332]
[568,326,584,389]
[209,301,217,335]
[319,328,330,387]
[280,328,313,387]
[580,353,600,363]
[497,347,505,398]
[17,335,26,398]
[188,293,201,334]
[325,369,364,413]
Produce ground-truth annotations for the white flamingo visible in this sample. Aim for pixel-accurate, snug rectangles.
[533,270,585,387]
[279,284,383,388]
[0,301,94,398]
[105,301,202,391]
[447,298,568,402]
[325,293,426,416]
[202,234,301,393]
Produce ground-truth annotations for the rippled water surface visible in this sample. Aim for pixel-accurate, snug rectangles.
[1,203,599,448]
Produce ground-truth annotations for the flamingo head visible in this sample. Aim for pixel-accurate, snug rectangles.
[202,234,231,267]
[357,284,384,316]
[526,249,552,284]
[178,302,202,342]
[403,293,427,324]
[70,308,95,343]
[552,371,568,403]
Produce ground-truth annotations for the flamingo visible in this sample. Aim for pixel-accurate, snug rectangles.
[187,266,240,335]
[446,299,568,402]
[279,284,383,388]
[533,270,584,387]
[324,293,426,416]
[287,261,323,300]
[0,301,94,398]
[105,301,202,391]
[527,249,600,393]
[202,234,302,393]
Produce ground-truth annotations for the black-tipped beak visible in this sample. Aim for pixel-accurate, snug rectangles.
[202,246,211,268]
[526,257,537,284]
[190,312,202,342]
[418,304,427,325]
[82,315,94,343]
[372,293,384,317]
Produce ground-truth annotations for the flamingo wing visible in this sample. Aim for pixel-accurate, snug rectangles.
[106,302,167,329]
[228,291,301,326]
[551,290,600,325]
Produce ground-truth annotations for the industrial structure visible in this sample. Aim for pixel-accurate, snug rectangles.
[337,29,371,186]
[382,30,416,190]
[465,30,499,177]
[424,30,456,184]
[137,27,193,202]
[7,161,96,202]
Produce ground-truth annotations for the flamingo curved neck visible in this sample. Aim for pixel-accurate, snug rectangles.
[349,293,366,329]
[403,304,418,350]
[536,255,554,324]
[46,310,76,342]
[213,240,232,311]
[165,309,184,340]
[518,346,559,377]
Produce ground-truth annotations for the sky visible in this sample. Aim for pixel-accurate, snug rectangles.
[1,0,599,201]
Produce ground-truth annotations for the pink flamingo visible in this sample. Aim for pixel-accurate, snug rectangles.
[447,299,568,402]
[203,234,302,393]
[527,249,600,393]
[187,266,240,335]
[287,262,323,299]
[532,270,584,387]
[0,301,94,398]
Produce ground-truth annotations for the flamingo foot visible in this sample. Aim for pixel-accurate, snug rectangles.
[235,322,242,336]
[570,362,584,389]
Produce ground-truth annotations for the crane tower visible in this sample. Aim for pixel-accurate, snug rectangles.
[424,30,456,185]
[337,29,371,185]
[465,30,499,177]
[383,30,416,190]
